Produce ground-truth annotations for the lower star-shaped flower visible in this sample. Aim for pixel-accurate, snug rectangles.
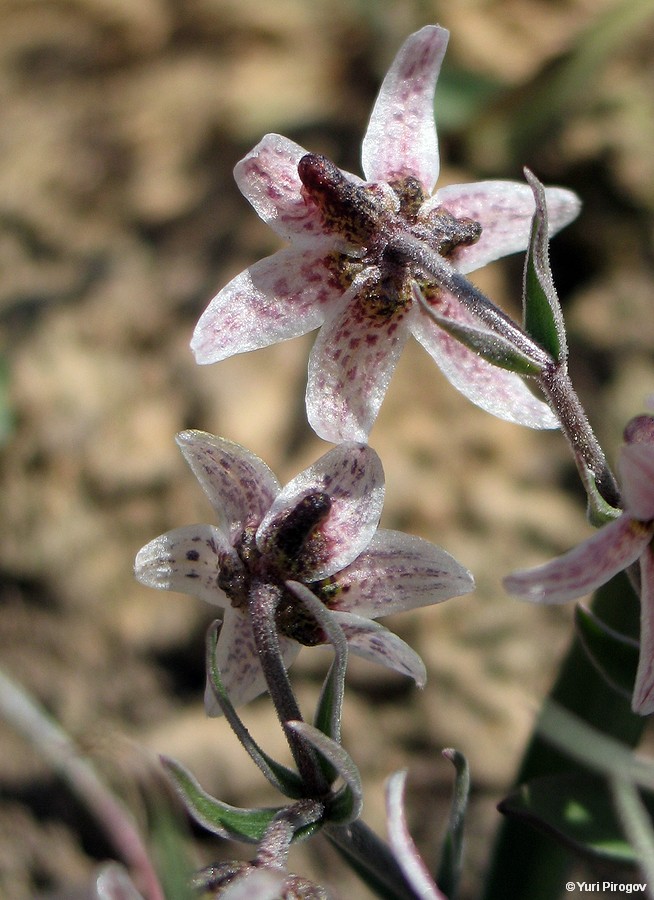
[191,25,580,442]
[134,430,474,711]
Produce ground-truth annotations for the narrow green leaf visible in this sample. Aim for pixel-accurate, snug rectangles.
[522,170,567,364]
[161,755,279,842]
[499,773,654,864]
[416,293,544,375]
[575,604,639,699]
[287,722,363,825]
[205,621,304,799]
[0,356,14,446]
[484,573,645,900]
[536,701,654,792]
[437,750,470,899]
[147,800,196,900]
[327,819,417,900]
[611,775,654,887]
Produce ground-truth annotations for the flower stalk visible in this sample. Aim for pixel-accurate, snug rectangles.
[247,579,330,798]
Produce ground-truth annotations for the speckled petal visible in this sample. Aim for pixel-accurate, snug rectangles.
[426,181,580,274]
[361,25,448,194]
[134,524,230,606]
[325,529,474,617]
[205,608,300,714]
[332,611,427,687]
[235,133,353,248]
[633,545,654,715]
[504,515,652,604]
[410,298,558,428]
[257,443,385,580]
[191,247,344,364]
[306,277,411,442]
[176,431,280,541]
[619,442,654,521]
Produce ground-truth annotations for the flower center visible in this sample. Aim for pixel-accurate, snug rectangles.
[219,493,334,646]
[297,154,482,321]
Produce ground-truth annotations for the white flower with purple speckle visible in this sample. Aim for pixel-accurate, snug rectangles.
[191,25,580,442]
[135,430,473,710]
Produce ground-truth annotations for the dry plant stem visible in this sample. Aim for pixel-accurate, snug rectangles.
[248,580,330,798]
[389,230,620,507]
[0,666,164,900]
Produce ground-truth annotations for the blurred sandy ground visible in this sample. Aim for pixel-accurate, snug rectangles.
[0,0,653,896]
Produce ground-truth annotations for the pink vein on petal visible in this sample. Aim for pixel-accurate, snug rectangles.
[306,283,411,442]
[428,182,581,274]
[235,133,347,247]
[361,25,448,193]
[191,247,344,363]
[328,529,474,617]
[332,611,427,686]
[176,431,280,539]
[504,516,651,604]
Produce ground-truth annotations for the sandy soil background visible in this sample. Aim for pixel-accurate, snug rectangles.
[1,0,654,897]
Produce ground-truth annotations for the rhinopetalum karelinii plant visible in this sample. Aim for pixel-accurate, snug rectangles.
[191,25,580,442]
[124,20,654,900]
[135,430,473,711]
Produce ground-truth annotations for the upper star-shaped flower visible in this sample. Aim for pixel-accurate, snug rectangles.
[191,25,580,442]
[505,419,654,715]
[135,430,474,710]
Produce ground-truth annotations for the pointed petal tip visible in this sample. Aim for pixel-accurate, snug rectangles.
[361,24,449,191]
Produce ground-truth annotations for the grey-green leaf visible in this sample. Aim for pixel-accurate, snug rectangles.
[522,169,567,364]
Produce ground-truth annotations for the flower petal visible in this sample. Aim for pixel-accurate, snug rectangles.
[191,247,343,364]
[427,181,580,274]
[176,431,280,540]
[361,25,448,193]
[619,442,654,522]
[633,545,654,715]
[235,133,346,247]
[385,771,446,900]
[324,529,474,617]
[134,524,230,606]
[205,608,300,714]
[218,869,286,900]
[332,611,427,687]
[410,299,558,428]
[504,515,652,604]
[306,276,411,442]
[258,443,385,580]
